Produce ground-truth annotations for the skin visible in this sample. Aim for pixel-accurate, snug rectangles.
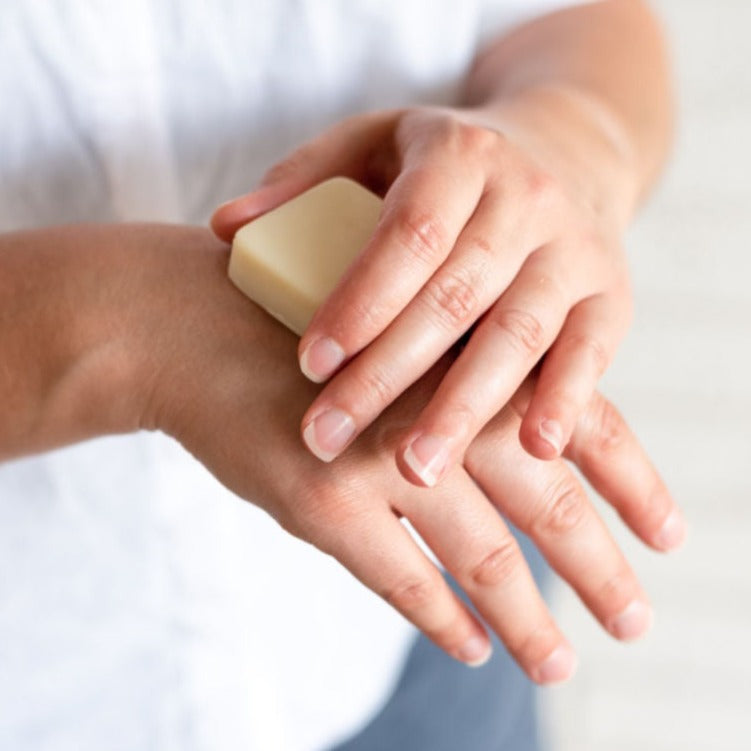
[212,0,674,489]
[0,223,686,684]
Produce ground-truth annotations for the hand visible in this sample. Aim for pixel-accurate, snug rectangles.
[132,225,685,684]
[211,101,635,490]
[1,223,683,683]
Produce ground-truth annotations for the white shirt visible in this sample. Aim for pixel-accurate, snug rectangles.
[0,2,578,749]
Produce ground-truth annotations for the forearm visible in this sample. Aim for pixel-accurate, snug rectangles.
[464,0,673,225]
[0,223,227,461]
[1,226,121,458]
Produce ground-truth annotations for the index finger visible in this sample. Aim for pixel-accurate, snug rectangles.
[312,496,494,668]
[297,159,484,383]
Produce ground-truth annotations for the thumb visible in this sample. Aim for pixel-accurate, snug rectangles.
[210,110,400,242]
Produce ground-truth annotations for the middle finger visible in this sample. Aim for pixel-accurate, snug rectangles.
[396,466,577,685]
[466,404,653,642]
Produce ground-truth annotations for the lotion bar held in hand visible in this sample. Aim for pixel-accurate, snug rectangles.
[228,177,383,335]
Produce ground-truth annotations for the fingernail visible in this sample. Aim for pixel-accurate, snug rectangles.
[609,600,653,641]
[302,408,356,462]
[300,337,346,383]
[655,509,688,551]
[538,418,563,454]
[403,434,451,487]
[532,644,578,685]
[457,636,493,667]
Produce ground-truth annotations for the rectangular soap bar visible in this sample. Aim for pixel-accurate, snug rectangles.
[228,177,383,336]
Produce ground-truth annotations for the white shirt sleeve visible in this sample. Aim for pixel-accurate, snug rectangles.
[478,0,592,46]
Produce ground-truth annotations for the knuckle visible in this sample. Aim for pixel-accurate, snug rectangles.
[534,477,587,537]
[408,110,501,156]
[455,120,501,155]
[384,575,440,615]
[541,387,578,423]
[468,233,494,258]
[422,266,482,331]
[350,361,398,412]
[340,296,387,341]
[562,332,610,376]
[489,307,546,357]
[468,539,523,588]
[511,622,561,667]
[597,569,636,613]
[429,114,464,146]
[524,168,562,212]
[261,148,312,185]
[445,397,480,440]
[391,203,448,268]
[418,114,463,149]
[590,397,628,456]
[522,252,570,302]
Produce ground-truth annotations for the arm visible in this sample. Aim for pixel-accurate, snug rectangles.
[0,222,684,683]
[0,224,162,460]
[212,0,674,484]
[465,0,673,225]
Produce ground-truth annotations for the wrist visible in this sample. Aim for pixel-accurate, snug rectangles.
[106,224,235,439]
[466,86,642,231]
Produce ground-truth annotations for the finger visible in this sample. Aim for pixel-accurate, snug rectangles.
[210,112,399,242]
[519,291,630,460]
[316,504,493,667]
[397,246,583,487]
[565,391,688,552]
[297,154,486,383]
[466,404,653,642]
[299,192,531,462]
[399,467,577,684]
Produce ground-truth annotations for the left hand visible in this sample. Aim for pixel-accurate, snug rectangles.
[212,101,635,487]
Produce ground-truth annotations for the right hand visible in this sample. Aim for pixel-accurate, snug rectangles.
[134,224,685,684]
[211,103,635,487]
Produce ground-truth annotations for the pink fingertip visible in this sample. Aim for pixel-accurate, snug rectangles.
[531,644,578,685]
[654,510,688,552]
[300,337,346,383]
[302,408,356,462]
[608,600,654,641]
[403,434,450,487]
[457,636,493,667]
[538,418,563,455]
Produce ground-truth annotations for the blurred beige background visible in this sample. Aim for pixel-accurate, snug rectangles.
[546,1,751,749]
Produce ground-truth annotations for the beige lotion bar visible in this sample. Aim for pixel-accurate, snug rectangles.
[228,177,383,336]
